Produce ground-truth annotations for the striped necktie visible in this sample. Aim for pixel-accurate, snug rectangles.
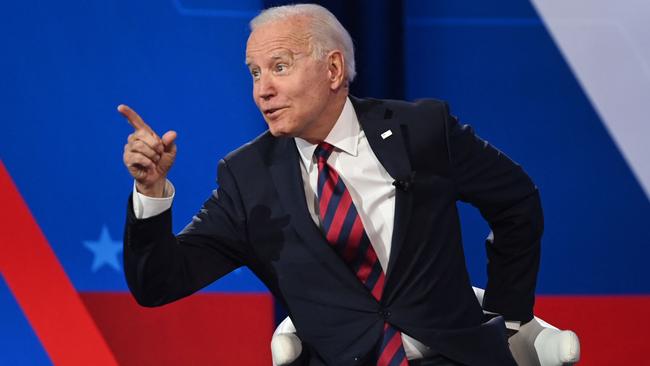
[315,142,408,366]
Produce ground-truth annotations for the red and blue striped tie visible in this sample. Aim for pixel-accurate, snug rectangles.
[315,142,408,366]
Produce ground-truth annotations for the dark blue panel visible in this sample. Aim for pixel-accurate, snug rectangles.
[406,0,538,19]
[0,275,53,365]
[177,0,261,17]
[0,1,266,292]
[405,0,650,294]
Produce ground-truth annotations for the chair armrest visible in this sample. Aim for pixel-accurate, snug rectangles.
[270,288,581,366]
[272,317,301,366]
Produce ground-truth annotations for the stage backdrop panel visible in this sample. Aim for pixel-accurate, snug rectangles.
[0,1,274,364]
[405,0,650,364]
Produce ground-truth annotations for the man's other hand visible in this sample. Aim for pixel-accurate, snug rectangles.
[118,104,177,197]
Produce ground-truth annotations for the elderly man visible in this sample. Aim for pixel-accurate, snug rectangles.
[120,4,542,366]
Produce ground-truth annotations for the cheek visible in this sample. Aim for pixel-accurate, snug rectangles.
[302,84,329,112]
[252,85,261,106]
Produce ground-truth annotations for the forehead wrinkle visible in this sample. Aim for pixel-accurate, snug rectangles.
[248,39,307,55]
[246,46,295,67]
[247,26,314,54]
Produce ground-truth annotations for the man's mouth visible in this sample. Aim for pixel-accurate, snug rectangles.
[264,107,287,118]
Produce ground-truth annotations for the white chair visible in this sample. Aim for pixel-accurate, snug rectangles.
[271,287,580,366]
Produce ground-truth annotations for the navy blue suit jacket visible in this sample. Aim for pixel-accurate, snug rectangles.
[124,96,542,365]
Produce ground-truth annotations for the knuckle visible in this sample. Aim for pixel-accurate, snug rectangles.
[138,154,152,166]
[135,129,148,139]
[142,135,156,147]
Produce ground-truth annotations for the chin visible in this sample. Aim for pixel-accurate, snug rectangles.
[267,121,298,138]
[269,129,291,137]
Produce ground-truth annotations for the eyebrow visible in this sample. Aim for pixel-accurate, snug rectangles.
[245,50,296,67]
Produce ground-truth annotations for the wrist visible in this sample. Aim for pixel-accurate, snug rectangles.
[136,179,166,198]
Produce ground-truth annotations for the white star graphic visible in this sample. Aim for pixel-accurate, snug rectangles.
[83,225,123,272]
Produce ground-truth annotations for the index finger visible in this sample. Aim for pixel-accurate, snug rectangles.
[117,104,154,133]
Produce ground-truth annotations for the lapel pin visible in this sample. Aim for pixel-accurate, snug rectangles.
[381,130,393,140]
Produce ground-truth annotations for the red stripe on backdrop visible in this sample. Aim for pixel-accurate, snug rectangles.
[80,292,273,365]
[535,295,650,365]
[0,160,118,365]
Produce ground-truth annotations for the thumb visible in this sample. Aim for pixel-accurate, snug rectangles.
[161,130,177,148]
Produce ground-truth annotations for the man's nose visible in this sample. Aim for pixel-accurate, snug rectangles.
[256,74,276,101]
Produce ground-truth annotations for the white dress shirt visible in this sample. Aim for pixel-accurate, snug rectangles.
[293,97,434,360]
[294,98,396,273]
[132,97,434,359]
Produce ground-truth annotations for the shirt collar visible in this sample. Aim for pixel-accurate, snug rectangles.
[295,97,360,172]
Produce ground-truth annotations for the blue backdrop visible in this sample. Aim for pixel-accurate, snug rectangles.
[1,0,649,364]
[405,0,650,294]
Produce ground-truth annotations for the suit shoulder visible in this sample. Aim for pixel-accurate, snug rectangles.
[222,129,275,165]
[388,98,450,117]
[354,96,450,122]
[358,96,447,110]
[213,130,280,190]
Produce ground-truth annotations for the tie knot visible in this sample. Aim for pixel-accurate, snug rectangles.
[314,142,335,162]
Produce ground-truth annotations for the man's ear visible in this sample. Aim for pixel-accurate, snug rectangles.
[327,50,346,90]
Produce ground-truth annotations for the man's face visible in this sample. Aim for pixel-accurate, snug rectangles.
[245,19,334,139]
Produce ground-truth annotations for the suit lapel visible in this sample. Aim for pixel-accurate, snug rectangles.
[268,97,416,294]
[268,137,324,245]
[267,137,354,277]
[351,96,414,286]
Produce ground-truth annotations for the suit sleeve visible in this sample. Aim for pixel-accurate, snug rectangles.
[123,158,249,307]
[443,103,543,323]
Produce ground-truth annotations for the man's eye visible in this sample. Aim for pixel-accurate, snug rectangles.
[275,64,288,73]
[250,70,260,80]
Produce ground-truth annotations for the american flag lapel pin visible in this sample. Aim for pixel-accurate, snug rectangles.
[381,129,393,140]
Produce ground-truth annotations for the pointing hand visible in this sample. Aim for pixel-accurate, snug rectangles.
[119,104,177,197]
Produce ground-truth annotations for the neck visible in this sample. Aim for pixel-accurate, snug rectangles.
[301,91,348,145]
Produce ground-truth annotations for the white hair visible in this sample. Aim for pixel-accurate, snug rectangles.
[250,4,356,82]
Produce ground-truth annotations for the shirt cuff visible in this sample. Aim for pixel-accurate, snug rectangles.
[132,180,175,219]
